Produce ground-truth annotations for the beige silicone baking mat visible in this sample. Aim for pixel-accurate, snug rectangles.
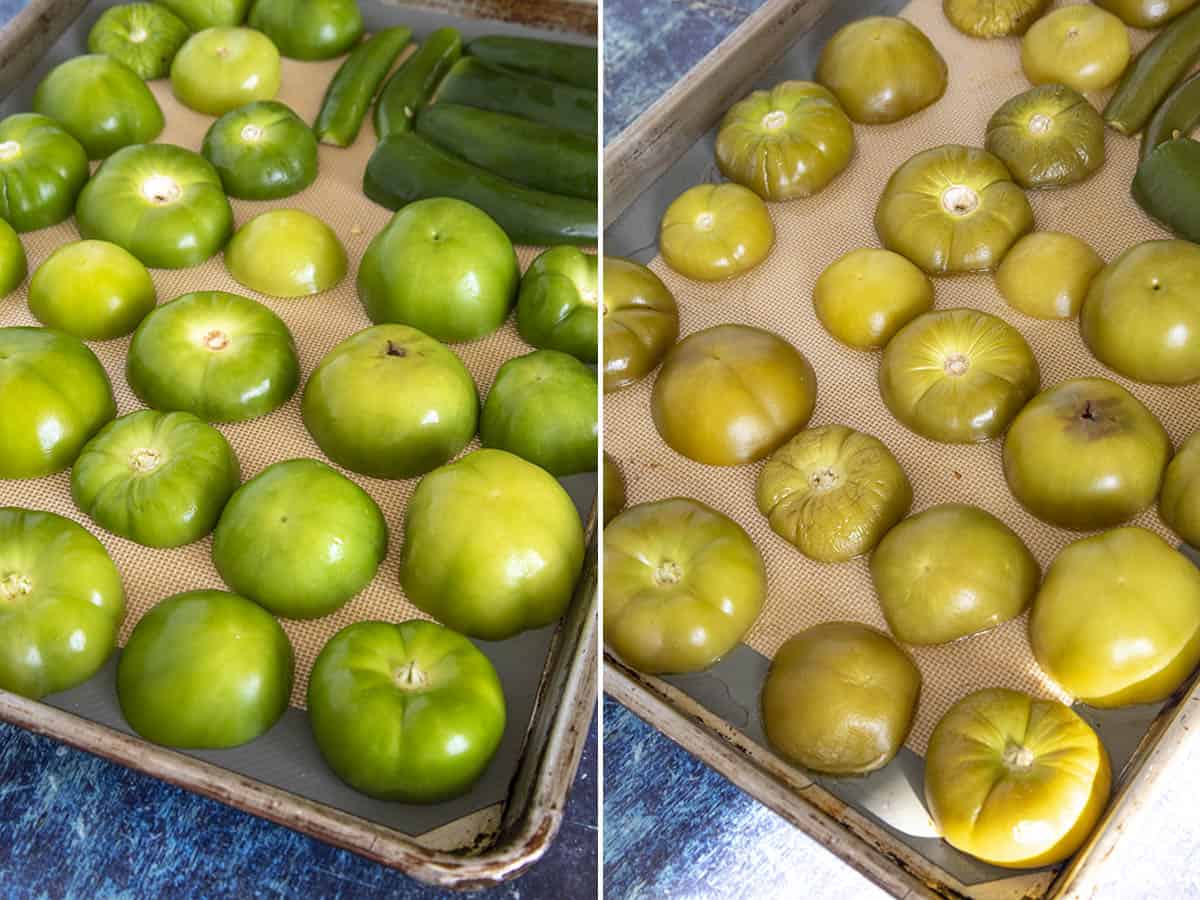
[605,0,1196,752]
[0,48,564,710]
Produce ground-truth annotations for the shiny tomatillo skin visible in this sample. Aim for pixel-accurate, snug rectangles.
[925,688,1111,868]
[652,324,817,466]
[870,503,1039,645]
[307,620,506,803]
[604,497,766,674]
[1030,527,1200,707]
[399,449,585,641]
[0,508,125,699]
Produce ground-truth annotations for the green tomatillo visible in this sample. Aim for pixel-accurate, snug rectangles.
[171,26,281,116]
[358,197,520,343]
[29,240,156,340]
[117,589,293,748]
[516,246,598,362]
[71,410,240,548]
[0,327,115,479]
[87,3,192,81]
[0,507,125,699]
[224,209,346,297]
[75,142,234,269]
[481,349,598,477]
[307,620,506,802]
[201,100,318,200]
[32,54,163,159]
[126,291,299,422]
[399,449,586,641]
[0,113,89,232]
[212,459,387,620]
[301,324,478,480]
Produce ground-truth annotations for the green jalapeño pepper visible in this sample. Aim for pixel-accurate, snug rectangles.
[1133,71,1200,241]
[373,27,462,139]
[314,26,412,147]
[1105,4,1200,135]
[466,35,597,90]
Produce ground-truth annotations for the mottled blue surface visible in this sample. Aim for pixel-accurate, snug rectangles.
[0,713,597,898]
[603,0,767,142]
[602,698,882,900]
[0,0,27,20]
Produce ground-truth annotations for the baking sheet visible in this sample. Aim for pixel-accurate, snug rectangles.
[0,0,596,840]
[605,0,1198,885]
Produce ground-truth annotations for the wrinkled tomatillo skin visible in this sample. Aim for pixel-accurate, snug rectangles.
[875,144,1034,275]
[715,80,854,201]
[604,497,765,674]
[757,424,911,563]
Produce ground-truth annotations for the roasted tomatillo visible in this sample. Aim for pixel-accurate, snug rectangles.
[1021,6,1130,93]
[995,232,1104,320]
[815,16,947,124]
[879,308,1039,444]
[659,183,774,281]
[813,248,933,350]
[875,145,1033,275]
[871,503,1039,645]
[925,688,1111,868]
[1003,378,1170,530]
[985,84,1105,191]
[715,81,854,201]
[757,425,911,563]
[602,257,679,393]
[603,454,627,526]
[1031,527,1200,707]
[1160,431,1200,547]
[604,498,766,674]
[652,324,817,466]
[1081,239,1200,385]
[762,622,920,775]
[943,0,1050,37]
